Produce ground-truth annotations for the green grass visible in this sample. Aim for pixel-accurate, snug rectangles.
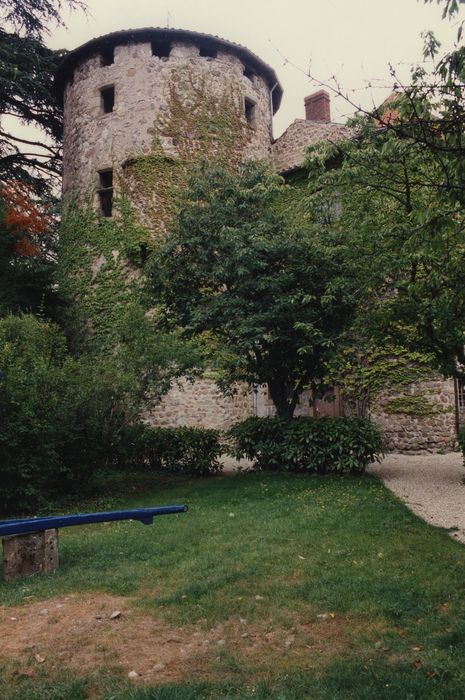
[2,471,465,698]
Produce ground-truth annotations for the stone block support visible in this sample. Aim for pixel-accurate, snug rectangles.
[2,529,59,582]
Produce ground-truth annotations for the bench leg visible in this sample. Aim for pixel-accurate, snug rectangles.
[2,529,59,582]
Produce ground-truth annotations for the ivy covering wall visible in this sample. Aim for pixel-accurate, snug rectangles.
[59,67,253,352]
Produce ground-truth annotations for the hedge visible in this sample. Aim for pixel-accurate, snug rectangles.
[228,416,383,474]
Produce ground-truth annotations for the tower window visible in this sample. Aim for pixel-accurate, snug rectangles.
[199,46,217,58]
[100,85,115,113]
[244,98,256,126]
[151,41,171,58]
[100,46,114,66]
[243,66,255,82]
[98,169,113,217]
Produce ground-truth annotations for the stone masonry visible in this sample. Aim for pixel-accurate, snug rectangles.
[370,378,457,453]
[148,379,253,430]
[55,29,460,451]
[272,119,351,174]
[57,28,280,202]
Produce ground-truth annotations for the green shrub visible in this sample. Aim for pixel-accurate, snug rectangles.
[228,416,383,474]
[0,315,131,514]
[117,424,223,476]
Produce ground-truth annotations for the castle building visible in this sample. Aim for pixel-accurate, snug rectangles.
[55,28,459,452]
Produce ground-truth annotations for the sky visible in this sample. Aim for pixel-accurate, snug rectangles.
[46,0,463,137]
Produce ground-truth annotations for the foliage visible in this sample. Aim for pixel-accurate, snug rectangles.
[0,182,59,316]
[0,0,86,195]
[57,199,201,410]
[0,315,135,513]
[326,344,437,416]
[385,394,446,416]
[310,2,465,380]
[305,111,465,382]
[118,424,223,476]
[149,161,354,418]
[228,416,383,473]
[122,65,251,240]
[58,198,150,349]
[0,0,86,38]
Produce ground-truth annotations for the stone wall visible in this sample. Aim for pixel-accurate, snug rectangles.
[62,40,274,202]
[370,377,457,453]
[272,119,352,174]
[255,380,457,453]
[147,378,253,430]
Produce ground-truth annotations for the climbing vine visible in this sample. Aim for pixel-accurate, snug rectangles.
[58,196,150,352]
[325,342,441,417]
[59,66,252,354]
[385,394,452,416]
[122,65,252,242]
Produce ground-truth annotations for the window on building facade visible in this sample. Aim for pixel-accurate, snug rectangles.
[244,98,256,127]
[100,85,115,113]
[243,66,255,82]
[151,41,171,58]
[100,46,114,66]
[98,169,113,217]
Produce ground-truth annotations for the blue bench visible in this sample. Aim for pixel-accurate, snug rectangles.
[1,505,188,581]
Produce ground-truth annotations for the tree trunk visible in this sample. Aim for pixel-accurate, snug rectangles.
[268,382,295,419]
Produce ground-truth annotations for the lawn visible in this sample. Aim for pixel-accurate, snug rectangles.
[1,470,465,699]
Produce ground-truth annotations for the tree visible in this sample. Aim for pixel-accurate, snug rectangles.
[149,162,354,418]
[0,0,86,195]
[0,181,59,315]
[304,102,465,381]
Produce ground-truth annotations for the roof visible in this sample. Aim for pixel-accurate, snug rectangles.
[272,119,353,174]
[54,27,283,112]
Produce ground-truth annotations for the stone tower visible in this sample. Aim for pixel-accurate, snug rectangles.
[55,28,283,212]
[54,28,459,448]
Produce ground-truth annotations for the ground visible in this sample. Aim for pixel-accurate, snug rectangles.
[0,592,354,685]
[368,452,465,543]
[1,464,465,698]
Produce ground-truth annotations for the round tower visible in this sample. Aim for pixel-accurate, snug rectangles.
[55,28,282,217]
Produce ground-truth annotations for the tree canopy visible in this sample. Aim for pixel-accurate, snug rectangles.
[149,162,355,418]
[0,0,86,195]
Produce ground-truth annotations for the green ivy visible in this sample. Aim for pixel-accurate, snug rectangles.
[58,197,150,352]
[121,65,251,242]
[385,394,450,416]
[59,66,254,355]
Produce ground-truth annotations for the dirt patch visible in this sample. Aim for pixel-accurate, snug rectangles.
[0,593,358,684]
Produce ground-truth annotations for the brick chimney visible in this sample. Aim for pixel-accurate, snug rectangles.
[304,90,331,122]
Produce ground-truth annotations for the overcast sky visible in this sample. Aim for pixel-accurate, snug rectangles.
[46,0,462,137]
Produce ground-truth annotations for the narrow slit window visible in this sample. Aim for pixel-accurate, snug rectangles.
[243,66,255,81]
[100,86,115,113]
[244,98,256,126]
[199,46,217,58]
[151,41,171,58]
[100,46,114,66]
[98,169,113,217]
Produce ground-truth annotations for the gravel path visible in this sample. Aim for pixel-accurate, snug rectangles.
[368,452,465,543]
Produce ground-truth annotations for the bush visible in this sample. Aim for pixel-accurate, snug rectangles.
[117,424,223,476]
[0,315,132,514]
[228,416,383,474]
